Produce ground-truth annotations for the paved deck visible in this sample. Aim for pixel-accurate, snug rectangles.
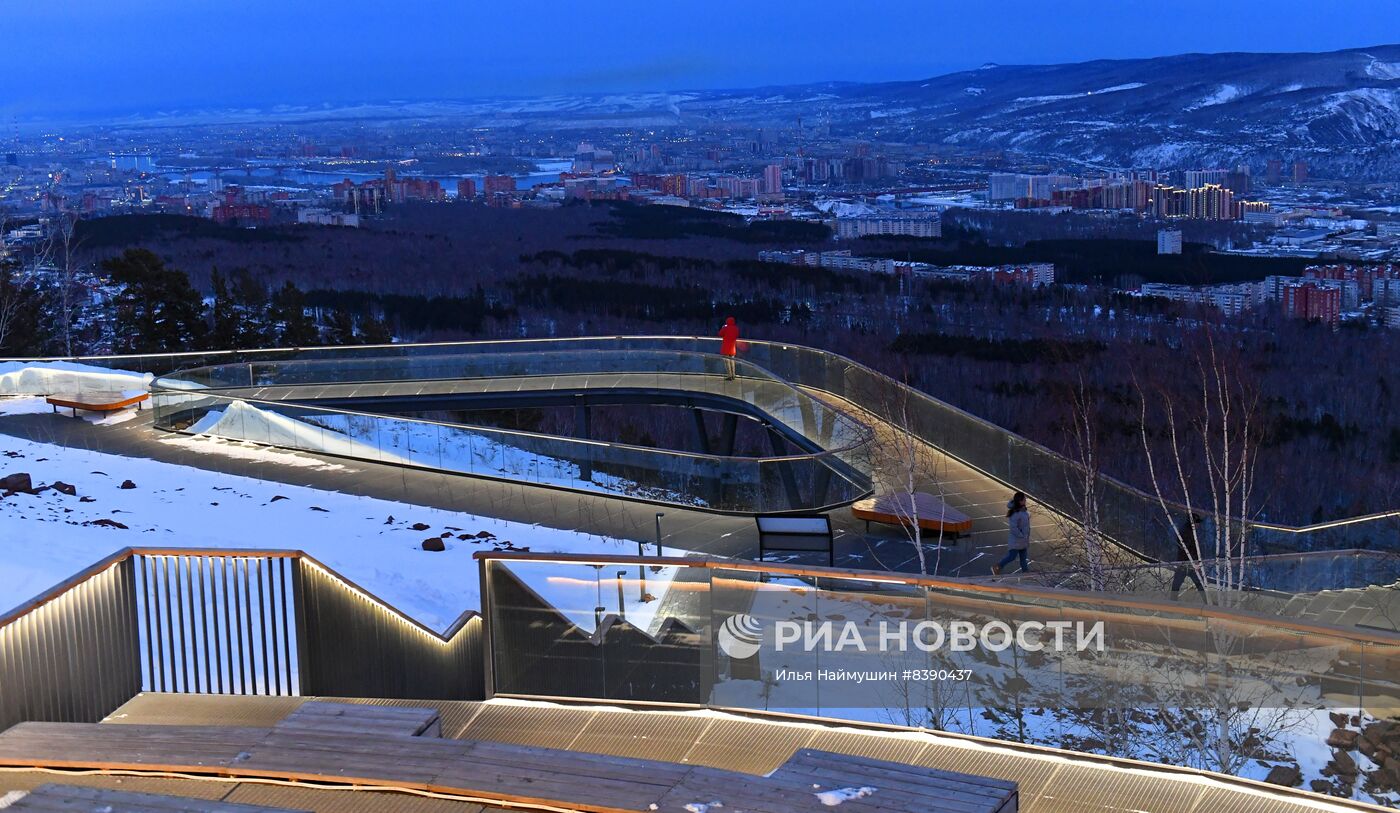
[34,693,1383,813]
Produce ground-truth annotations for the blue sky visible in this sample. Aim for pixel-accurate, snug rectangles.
[2,0,1394,118]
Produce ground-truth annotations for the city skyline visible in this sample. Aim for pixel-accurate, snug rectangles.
[2,0,1396,119]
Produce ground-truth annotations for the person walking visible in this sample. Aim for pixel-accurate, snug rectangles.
[992,491,1031,575]
[719,316,740,380]
[1169,513,1207,597]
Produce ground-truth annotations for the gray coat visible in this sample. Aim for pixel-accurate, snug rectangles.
[1007,507,1031,550]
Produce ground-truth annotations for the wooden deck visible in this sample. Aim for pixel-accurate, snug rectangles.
[4,783,308,812]
[0,703,1016,813]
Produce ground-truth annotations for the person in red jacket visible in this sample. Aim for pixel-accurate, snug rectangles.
[719,316,739,380]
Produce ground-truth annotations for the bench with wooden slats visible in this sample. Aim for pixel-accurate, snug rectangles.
[0,719,1015,813]
[45,391,150,417]
[4,783,309,812]
[272,701,441,738]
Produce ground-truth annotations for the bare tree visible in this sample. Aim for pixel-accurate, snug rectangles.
[49,212,84,356]
[1134,327,1263,599]
[1052,367,1113,589]
[861,364,954,576]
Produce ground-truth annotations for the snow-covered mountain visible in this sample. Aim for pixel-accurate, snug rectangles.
[684,45,1400,179]
[94,46,1400,179]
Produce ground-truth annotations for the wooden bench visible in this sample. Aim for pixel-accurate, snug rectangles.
[273,700,441,738]
[852,492,973,536]
[0,722,1016,813]
[5,783,309,812]
[46,391,149,418]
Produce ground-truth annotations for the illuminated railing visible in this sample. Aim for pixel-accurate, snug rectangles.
[479,550,1400,766]
[0,547,482,733]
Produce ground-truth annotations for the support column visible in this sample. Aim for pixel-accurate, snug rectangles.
[766,427,804,510]
[719,413,739,457]
[691,409,712,455]
[574,396,593,482]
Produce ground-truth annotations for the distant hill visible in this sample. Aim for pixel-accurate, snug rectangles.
[687,45,1400,181]
[79,45,1400,180]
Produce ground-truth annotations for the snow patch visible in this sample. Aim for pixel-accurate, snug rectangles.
[815,787,877,806]
[0,361,152,397]
[1188,84,1248,110]
[684,802,723,813]
[1365,58,1400,80]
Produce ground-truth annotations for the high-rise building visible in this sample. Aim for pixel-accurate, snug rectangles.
[1265,159,1283,185]
[1292,160,1309,185]
[457,178,477,200]
[483,175,516,196]
[1184,169,1230,189]
[1282,281,1340,326]
[762,164,783,196]
[1157,229,1183,255]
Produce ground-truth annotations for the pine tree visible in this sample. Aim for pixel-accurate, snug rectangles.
[230,270,271,348]
[326,309,358,345]
[357,312,393,345]
[207,269,239,350]
[268,281,319,347]
[104,249,207,353]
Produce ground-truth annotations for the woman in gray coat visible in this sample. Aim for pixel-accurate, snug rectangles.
[992,491,1031,575]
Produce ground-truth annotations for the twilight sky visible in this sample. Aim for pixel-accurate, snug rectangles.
[3,0,1394,119]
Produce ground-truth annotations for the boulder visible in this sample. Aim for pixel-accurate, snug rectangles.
[1263,764,1301,787]
[1331,749,1358,776]
[86,518,129,530]
[410,522,431,531]
[119,479,137,489]
[51,481,77,496]
[1327,728,1359,749]
[0,473,34,494]
[421,537,446,552]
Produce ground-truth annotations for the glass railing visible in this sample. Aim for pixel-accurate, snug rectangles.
[14,336,1396,554]
[482,552,1400,768]
[150,387,869,514]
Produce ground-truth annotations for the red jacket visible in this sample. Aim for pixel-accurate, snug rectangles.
[719,319,739,356]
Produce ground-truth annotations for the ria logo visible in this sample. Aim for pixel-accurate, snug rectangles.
[716,614,764,659]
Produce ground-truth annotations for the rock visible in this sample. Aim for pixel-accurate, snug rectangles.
[1330,712,1349,728]
[1331,749,1358,776]
[79,496,96,503]
[51,481,77,496]
[269,495,289,503]
[1309,779,1333,794]
[309,506,328,512]
[410,522,431,531]
[458,533,472,540]
[1327,728,1359,749]
[421,537,446,552]
[0,473,34,493]
[119,479,137,489]
[86,518,129,530]
[384,515,395,524]
[475,531,495,539]
[1263,765,1301,787]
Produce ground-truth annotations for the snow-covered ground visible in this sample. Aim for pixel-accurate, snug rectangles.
[0,429,677,633]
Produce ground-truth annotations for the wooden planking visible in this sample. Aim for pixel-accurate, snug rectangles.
[771,750,1016,813]
[0,723,268,771]
[8,783,307,812]
[274,701,440,738]
[0,722,1016,813]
